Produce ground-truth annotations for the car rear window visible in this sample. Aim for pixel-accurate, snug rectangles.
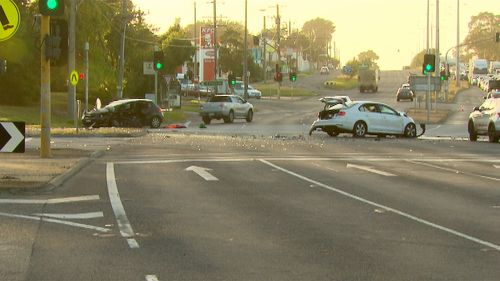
[209,96,230,102]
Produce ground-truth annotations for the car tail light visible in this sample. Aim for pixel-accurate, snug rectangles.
[337,111,346,117]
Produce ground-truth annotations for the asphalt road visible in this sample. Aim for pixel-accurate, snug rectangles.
[2,135,500,281]
[2,71,498,281]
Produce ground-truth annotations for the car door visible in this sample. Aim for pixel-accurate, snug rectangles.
[475,100,492,133]
[358,103,382,133]
[231,96,247,117]
[377,104,404,134]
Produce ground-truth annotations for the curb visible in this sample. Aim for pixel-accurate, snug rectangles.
[42,150,105,192]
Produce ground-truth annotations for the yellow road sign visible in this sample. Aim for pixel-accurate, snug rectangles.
[0,0,20,42]
[70,70,79,86]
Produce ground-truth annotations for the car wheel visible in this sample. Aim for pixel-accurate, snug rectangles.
[246,110,253,123]
[353,121,367,138]
[326,129,339,137]
[404,123,417,138]
[150,116,162,128]
[224,110,234,123]
[202,116,211,125]
[468,120,477,142]
[488,124,499,143]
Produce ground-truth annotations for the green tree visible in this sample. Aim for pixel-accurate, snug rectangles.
[345,57,360,78]
[161,19,195,75]
[301,18,336,66]
[358,50,380,69]
[463,12,500,61]
[410,49,436,69]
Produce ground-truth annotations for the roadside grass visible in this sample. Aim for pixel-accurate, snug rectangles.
[256,84,316,98]
[0,92,74,127]
[324,76,359,90]
[446,81,470,102]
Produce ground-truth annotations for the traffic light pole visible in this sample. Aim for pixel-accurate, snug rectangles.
[276,4,281,100]
[40,15,51,158]
[68,0,76,121]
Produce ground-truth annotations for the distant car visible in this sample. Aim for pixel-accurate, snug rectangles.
[233,81,262,99]
[309,101,417,138]
[82,99,164,128]
[320,66,330,75]
[199,95,254,124]
[396,87,414,101]
[485,90,500,100]
[468,97,500,143]
[401,83,410,89]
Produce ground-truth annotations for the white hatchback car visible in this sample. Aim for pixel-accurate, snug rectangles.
[468,97,500,143]
[309,101,417,138]
[233,82,262,99]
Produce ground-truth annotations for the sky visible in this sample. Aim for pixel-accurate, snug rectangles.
[133,0,499,70]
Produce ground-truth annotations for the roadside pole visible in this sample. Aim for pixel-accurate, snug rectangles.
[40,15,51,158]
[68,0,76,121]
[427,73,431,123]
[276,4,281,100]
[84,42,89,113]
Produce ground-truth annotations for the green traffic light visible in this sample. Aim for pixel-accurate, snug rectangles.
[425,64,432,71]
[156,62,163,70]
[47,0,58,10]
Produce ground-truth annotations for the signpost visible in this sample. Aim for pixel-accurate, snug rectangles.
[0,0,20,42]
[0,122,25,153]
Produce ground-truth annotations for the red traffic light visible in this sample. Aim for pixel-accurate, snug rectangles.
[79,73,85,80]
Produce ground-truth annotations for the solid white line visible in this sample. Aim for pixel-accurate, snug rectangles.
[408,160,500,182]
[0,195,100,205]
[127,239,139,249]
[145,275,159,281]
[346,163,396,177]
[106,163,136,243]
[259,159,500,252]
[32,212,104,220]
[0,212,110,233]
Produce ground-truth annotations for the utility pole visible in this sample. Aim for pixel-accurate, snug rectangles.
[262,15,267,83]
[213,0,217,80]
[276,4,281,100]
[436,0,440,110]
[243,0,248,99]
[40,15,51,158]
[84,41,89,113]
[117,0,127,99]
[194,1,198,82]
[456,0,460,88]
[68,0,76,121]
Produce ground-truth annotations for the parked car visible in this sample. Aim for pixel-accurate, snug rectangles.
[309,101,417,138]
[468,97,500,143]
[320,66,330,75]
[199,95,254,124]
[233,81,262,99]
[82,99,164,128]
[396,87,414,101]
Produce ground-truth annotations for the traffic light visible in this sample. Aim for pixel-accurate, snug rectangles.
[153,50,164,71]
[0,58,6,74]
[228,73,236,86]
[439,70,447,81]
[46,19,68,66]
[423,54,436,73]
[289,71,297,82]
[39,0,65,16]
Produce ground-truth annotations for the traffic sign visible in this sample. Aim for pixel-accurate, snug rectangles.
[0,122,25,153]
[69,70,79,86]
[0,0,21,42]
[409,75,441,92]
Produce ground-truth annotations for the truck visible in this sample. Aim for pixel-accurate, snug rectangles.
[468,58,488,85]
[199,95,254,124]
[358,66,380,93]
[489,61,500,75]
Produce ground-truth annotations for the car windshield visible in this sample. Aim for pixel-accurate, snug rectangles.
[2,1,500,280]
